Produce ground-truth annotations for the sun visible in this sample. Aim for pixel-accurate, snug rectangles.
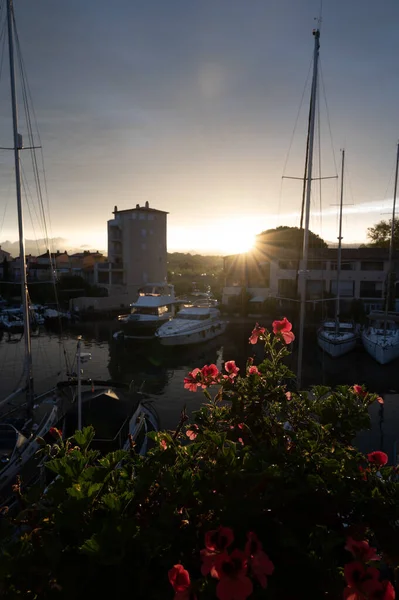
[216,227,255,255]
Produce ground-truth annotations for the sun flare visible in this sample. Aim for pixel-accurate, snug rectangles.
[216,227,255,255]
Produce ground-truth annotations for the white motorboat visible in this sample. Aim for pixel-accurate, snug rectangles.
[362,311,399,365]
[317,320,357,357]
[117,283,177,338]
[155,305,227,346]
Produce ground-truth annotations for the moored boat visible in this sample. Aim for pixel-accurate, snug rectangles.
[362,311,399,365]
[317,320,357,357]
[117,283,177,339]
[155,305,226,346]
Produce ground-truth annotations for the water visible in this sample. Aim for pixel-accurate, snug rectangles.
[0,320,397,459]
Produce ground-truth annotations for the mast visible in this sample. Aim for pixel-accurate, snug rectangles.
[297,28,320,390]
[335,149,345,334]
[6,0,34,406]
[384,141,399,334]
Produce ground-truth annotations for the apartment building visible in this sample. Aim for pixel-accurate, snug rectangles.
[95,202,168,298]
[223,246,399,313]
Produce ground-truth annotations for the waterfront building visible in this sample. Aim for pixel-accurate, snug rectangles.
[223,237,399,314]
[95,202,168,299]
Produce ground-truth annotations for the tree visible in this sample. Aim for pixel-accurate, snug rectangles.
[255,226,328,252]
[367,218,399,248]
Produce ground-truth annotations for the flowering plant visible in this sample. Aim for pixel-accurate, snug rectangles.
[0,319,398,600]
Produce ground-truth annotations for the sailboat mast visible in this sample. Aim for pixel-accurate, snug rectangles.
[6,0,33,405]
[297,28,320,390]
[335,149,345,333]
[384,142,399,331]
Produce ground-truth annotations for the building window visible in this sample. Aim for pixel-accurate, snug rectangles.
[141,229,147,237]
[330,262,355,271]
[359,281,383,298]
[306,280,324,298]
[139,213,146,220]
[360,261,384,271]
[278,279,297,298]
[330,280,354,297]
[308,260,327,270]
[278,260,298,270]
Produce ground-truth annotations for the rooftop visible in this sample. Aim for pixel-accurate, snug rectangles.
[112,202,168,216]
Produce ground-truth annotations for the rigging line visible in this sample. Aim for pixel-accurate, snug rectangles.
[20,160,43,246]
[317,78,323,241]
[12,12,70,372]
[12,15,53,250]
[20,165,41,256]
[13,18,49,249]
[281,53,313,178]
[0,10,7,86]
[278,53,313,219]
[319,60,338,177]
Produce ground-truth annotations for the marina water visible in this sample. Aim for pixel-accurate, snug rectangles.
[0,320,397,460]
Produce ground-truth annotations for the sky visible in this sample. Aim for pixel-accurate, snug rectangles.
[0,0,399,255]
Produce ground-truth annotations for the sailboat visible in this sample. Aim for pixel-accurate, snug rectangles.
[296,27,321,388]
[362,143,399,365]
[317,150,357,357]
[0,0,157,502]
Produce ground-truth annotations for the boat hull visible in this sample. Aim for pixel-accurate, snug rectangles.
[362,331,399,365]
[158,321,227,346]
[119,316,170,339]
[317,332,357,357]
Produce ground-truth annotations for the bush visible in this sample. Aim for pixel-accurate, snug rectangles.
[0,319,398,599]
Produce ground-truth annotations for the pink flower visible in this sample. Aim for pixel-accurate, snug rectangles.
[244,532,274,589]
[359,465,369,481]
[168,564,191,593]
[225,361,239,377]
[344,562,379,588]
[249,323,266,345]
[285,391,292,401]
[248,365,259,376]
[186,425,199,441]
[352,384,367,398]
[377,396,384,405]
[184,368,202,392]
[367,451,388,467]
[345,537,380,562]
[202,363,219,378]
[272,317,295,344]
[160,439,168,450]
[343,562,393,600]
[205,526,234,553]
[49,427,62,439]
[214,549,253,600]
[201,527,235,577]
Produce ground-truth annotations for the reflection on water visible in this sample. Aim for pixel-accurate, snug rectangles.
[0,321,398,460]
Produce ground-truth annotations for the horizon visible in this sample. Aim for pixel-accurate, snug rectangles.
[0,1,398,256]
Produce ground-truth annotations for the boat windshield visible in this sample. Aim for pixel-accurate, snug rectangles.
[131,307,167,316]
[139,285,171,297]
[132,306,160,316]
[177,313,210,321]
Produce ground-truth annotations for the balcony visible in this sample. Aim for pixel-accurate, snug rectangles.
[109,226,122,241]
